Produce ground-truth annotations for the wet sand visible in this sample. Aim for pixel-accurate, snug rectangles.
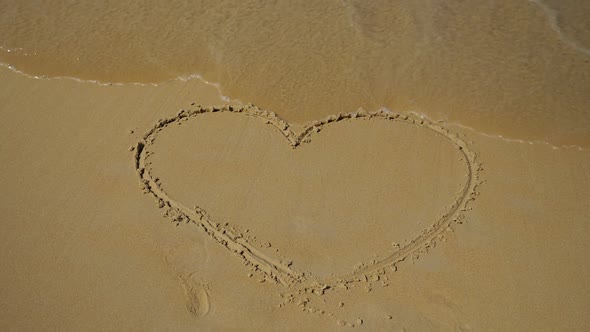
[0,0,589,147]
[1,1,590,330]
[0,65,589,330]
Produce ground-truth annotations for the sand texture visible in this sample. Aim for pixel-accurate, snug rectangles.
[135,106,480,283]
[1,2,590,329]
[0,64,589,330]
[1,0,590,147]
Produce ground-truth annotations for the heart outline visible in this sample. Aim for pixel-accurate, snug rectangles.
[134,105,482,289]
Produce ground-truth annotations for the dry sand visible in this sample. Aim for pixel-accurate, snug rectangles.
[0,63,589,330]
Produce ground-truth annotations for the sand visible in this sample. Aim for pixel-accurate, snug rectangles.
[1,0,590,147]
[1,1,590,330]
[138,106,481,279]
[0,64,589,330]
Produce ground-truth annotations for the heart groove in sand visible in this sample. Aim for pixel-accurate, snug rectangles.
[133,105,481,289]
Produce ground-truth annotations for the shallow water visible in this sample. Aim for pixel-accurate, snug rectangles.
[0,0,589,147]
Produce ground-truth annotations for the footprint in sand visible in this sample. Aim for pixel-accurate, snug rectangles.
[179,273,210,318]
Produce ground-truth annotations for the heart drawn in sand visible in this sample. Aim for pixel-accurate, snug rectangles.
[133,105,481,290]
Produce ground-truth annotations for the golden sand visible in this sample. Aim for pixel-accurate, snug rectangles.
[0,1,590,330]
[0,0,589,146]
[0,66,589,330]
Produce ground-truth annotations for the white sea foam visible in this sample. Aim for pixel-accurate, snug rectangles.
[0,60,235,103]
[381,107,586,151]
[0,59,585,152]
